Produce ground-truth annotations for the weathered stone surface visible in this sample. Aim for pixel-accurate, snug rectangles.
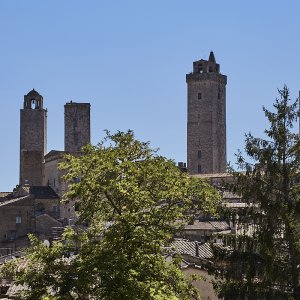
[64,102,90,153]
[187,52,227,174]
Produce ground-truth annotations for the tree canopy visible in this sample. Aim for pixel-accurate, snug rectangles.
[213,86,300,299]
[1,130,221,300]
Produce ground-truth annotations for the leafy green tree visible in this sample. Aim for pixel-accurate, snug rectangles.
[1,130,220,300]
[212,86,300,299]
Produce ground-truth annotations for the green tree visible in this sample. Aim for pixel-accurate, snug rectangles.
[1,130,220,300]
[212,86,300,299]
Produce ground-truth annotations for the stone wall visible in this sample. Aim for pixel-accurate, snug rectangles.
[64,102,90,153]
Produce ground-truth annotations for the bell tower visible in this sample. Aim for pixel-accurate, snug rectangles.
[186,52,227,174]
[20,89,47,186]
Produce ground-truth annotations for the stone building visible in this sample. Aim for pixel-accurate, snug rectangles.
[0,186,60,250]
[20,90,47,186]
[187,51,227,174]
[0,90,91,250]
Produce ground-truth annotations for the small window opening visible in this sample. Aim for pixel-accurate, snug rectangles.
[16,216,22,224]
[209,66,213,72]
[218,93,221,99]
[197,63,203,73]
[198,93,202,100]
[198,150,202,159]
[198,165,202,173]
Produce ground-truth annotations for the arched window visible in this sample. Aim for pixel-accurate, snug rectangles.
[31,99,39,109]
[198,63,203,73]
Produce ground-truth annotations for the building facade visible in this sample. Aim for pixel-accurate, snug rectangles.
[186,52,227,174]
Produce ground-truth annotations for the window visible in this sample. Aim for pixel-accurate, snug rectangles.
[30,99,40,109]
[198,165,202,173]
[198,63,203,73]
[9,231,17,241]
[16,216,22,224]
[198,150,202,159]
[218,92,221,99]
[198,93,202,100]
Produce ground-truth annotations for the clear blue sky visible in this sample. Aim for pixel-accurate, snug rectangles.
[1,1,300,191]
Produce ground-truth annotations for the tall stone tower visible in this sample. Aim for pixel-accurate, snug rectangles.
[20,89,47,185]
[64,102,91,153]
[186,51,227,174]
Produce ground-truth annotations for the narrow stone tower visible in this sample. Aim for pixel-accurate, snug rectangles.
[186,52,227,174]
[20,89,47,185]
[64,102,91,153]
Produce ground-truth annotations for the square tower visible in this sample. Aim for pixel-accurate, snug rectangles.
[186,52,227,174]
[64,102,91,153]
[20,89,47,185]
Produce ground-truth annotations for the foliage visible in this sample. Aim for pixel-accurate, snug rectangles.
[1,130,220,300]
[212,86,300,299]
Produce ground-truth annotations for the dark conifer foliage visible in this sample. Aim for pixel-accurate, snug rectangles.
[213,86,300,299]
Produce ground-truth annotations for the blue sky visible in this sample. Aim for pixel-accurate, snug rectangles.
[1,1,300,191]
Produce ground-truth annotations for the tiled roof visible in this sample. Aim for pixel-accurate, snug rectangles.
[223,202,249,208]
[184,220,230,231]
[44,150,66,160]
[29,186,59,199]
[0,192,11,198]
[192,173,232,179]
[0,195,32,207]
[209,221,230,231]
[222,191,241,200]
[171,240,213,259]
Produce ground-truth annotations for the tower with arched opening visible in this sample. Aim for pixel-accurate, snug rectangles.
[20,89,47,185]
[186,52,227,174]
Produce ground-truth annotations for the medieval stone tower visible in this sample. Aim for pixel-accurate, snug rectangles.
[20,89,47,185]
[186,51,227,174]
[64,102,91,153]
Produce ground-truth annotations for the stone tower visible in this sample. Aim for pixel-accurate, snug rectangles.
[20,89,47,185]
[64,102,91,153]
[186,51,227,174]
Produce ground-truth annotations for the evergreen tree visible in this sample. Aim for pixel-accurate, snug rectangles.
[1,130,220,300]
[213,86,300,299]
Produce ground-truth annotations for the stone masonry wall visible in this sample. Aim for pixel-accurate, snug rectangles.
[64,102,90,153]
